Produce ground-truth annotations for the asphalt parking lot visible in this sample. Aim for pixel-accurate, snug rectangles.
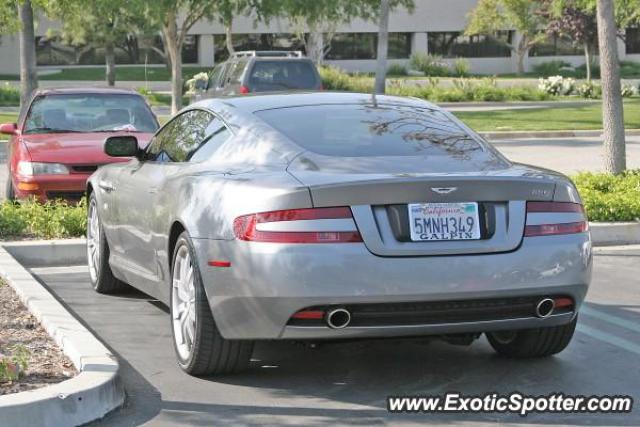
[28,246,640,426]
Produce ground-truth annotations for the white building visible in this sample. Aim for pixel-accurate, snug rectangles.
[1,0,639,76]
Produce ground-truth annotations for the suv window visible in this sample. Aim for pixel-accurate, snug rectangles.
[147,109,213,162]
[208,64,225,89]
[228,60,247,84]
[248,60,318,91]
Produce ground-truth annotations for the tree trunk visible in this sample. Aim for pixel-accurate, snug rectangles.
[583,42,591,81]
[225,20,235,56]
[163,17,183,114]
[514,35,528,75]
[374,0,390,94]
[105,41,116,86]
[307,26,324,65]
[18,0,38,107]
[596,0,625,174]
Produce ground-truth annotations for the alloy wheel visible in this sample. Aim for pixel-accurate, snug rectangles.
[172,245,197,360]
[87,198,100,283]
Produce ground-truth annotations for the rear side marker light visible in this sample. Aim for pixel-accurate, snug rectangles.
[233,207,363,243]
[525,202,588,237]
[208,260,231,267]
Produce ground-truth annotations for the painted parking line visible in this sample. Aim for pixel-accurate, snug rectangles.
[30,265,88,275]
[580,305,640,334]
[577,323,640,355]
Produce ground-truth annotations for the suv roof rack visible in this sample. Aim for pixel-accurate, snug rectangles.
[231,50,304,58]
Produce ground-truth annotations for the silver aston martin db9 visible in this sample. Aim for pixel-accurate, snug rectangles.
[87,92,592,375]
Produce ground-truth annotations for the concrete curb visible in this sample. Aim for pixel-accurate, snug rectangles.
[0,243,124,427]
[2,239,87,267]
[481,129,640,140]
[589,222,640,246]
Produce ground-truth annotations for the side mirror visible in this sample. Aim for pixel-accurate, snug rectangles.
[0,123,17,135]
[104,135,141,158]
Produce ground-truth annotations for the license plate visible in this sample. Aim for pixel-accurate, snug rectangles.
[408,202,481,241]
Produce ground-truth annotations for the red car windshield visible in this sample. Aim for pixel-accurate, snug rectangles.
[23,93,159,134]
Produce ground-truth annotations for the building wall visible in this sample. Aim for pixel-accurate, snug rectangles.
[0,35,20,75]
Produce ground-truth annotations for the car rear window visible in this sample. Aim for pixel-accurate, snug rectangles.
[255,104,491,158]
[24,93,158,134]
[248,60,319,91]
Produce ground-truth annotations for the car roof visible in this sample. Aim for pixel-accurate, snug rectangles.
[34,87,142,96]
[195,92,439,114]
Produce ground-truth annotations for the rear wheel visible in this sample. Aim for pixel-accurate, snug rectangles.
[170,232,253,376]
[486,317,577,358]
[87,193,129,294]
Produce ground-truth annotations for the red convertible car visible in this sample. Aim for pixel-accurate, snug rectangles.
[0,87,158,201]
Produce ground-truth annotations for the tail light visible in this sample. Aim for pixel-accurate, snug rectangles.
[524,202,588,237]
[239,85,250,94]
[233,207,362,243]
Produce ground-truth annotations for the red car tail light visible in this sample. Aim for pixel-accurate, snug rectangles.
[239,85,250,94]
[524,202,588,237]
[233,207,362,243]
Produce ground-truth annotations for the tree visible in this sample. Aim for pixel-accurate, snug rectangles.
[0,1,20,34]
[465,0,548,74]
[49,0,144,86]
[216,0,254,56]
[543,3,598,80]
[271,0,414,64]
[596,0,625,174]
[551,0,640,40]
[18,0,37,106]
[145,1,220,114]
[374,0,390,94]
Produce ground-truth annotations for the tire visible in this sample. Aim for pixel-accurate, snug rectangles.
[87,192,129,294]
[486,317,577,358]
[5,177,15,201]
[170,231,253,376]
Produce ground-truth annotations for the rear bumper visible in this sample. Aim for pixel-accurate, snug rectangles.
[12,174,89,201]
[193,232,592,340]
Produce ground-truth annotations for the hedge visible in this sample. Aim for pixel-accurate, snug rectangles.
[0,199,86,239]
[572,170,640,222]
[319,66,554,102]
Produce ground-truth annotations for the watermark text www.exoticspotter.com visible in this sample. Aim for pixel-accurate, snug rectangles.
[387,392,633,416]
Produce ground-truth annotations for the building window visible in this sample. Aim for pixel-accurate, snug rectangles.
[35,35,198,66]
[325,32,411,60]
[626,28,640,54]
[326,33,377,60]
[388,33,412,59]
[529,34,583,56]
[214,33,305,62]
[182,35,199,64]
[428,31,512,58]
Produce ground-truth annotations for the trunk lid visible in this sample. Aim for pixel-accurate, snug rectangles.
[288,154,557,256]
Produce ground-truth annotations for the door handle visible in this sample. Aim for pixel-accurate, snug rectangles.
[98,181,115,193]
[148,187,158,194]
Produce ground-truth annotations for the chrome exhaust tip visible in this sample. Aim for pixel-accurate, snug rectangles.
[326,308,351,329]
[535,298,555,318]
